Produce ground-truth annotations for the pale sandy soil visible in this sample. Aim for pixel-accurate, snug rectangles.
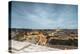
[10,40,61,54]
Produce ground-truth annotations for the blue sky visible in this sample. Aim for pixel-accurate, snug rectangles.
[11,1,78,29]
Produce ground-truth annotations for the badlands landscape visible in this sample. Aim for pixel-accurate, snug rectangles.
[9,28,78,53]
